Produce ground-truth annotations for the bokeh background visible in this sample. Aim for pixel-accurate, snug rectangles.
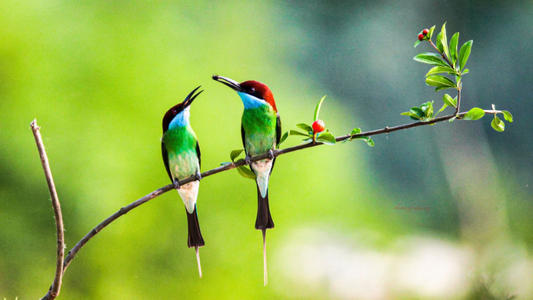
[1,0,532,299]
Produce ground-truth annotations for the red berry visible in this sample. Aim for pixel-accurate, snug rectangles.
[418,33,425,41]
[312,120,326,133]
[422,29,429,36]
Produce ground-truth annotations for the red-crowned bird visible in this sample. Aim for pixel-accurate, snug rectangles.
[213,75,281,285]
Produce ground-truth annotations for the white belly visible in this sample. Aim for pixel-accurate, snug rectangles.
[252,159,273,198]
[177,180,199,214]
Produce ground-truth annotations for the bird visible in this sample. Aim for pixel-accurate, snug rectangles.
[212,75,281,285]
[161,86,205,278]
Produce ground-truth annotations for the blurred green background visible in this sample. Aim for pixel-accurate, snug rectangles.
[1,0,532,299]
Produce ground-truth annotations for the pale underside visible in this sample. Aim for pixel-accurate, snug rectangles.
[163,123,200,214]
[168,151,200,214]
[252,159,273,198]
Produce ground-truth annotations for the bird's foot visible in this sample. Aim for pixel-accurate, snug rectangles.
[173,179,181,189]
[245,155,252,166]
[195,171,202,181]
[267,149,275,160]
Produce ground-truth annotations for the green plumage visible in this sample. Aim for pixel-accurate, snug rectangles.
[162,126,199,180]
[242,105,277,155]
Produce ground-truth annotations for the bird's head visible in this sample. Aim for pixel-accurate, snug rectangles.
[162,86,203,131]
[212,75,277,112]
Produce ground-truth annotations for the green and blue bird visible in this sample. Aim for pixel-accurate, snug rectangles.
[213,75,281,285]
[161,86,205,277]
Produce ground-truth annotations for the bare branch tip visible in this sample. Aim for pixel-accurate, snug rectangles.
[30,119,40,130]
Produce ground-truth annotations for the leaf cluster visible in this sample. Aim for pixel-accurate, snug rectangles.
[409,22,513,132]
[414,23,472,92]
[462,107,513,132]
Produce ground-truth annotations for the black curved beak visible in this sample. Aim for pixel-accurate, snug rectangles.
[212,75,242,92]
[183,86,203,107]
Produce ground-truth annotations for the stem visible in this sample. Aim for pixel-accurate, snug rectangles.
[427,38,462,115]
[31,120,65,300]
[456,83,462,114]
[54,108,504,279]
[428,39,453,68]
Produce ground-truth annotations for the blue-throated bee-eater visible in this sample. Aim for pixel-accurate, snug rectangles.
[213,75,281,285]
[161,86,205,277]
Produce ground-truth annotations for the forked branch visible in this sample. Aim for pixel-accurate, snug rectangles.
[31,120,65,300]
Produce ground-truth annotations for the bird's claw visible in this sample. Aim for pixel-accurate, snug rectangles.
[267,149,275,159]
[195,171,202,181]
[173,179,181,189]
[245,155,252,166]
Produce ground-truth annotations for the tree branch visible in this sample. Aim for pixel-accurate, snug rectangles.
[55,108,503,278]
[31,120,65,300]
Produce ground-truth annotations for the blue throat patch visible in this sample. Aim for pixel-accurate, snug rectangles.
[238,92,267,109]
[168,108,190,129]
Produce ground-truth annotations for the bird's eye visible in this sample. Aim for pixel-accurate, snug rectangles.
[250,87,256,93]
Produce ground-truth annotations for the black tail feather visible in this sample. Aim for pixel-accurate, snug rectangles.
[255,185,274,230]
[186,206,205,248]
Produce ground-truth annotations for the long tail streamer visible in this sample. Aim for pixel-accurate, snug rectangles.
[262,229,268,286]
[195,246,202,278]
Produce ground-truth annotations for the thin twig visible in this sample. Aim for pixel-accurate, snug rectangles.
[428,40,453,67]
[31,120,65,300]
[56,108,503,278]
[456,83,462,114]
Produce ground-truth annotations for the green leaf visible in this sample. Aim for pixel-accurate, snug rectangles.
[351,128,361,135]
[458,40,473,70]
[491,115,505,132]
[401,110,422,121]
[426,66,456,76]
[289,130,310,137]
[427,25,436,39]
[401,111,418,120]
[436,32,444,53]
[413,53,448,67]
[449,32,459,65]
[442,93,457,108]
[296,123,313,133]
[316,132,336,145]
[236,165,256,179]
[435,86,455,92]
[314,95,326,121]
[230,149,243,162]
[410,107,425,120]
[425,75,456,88]
[362,137,375,147]
[438,22,450,60]
[463,107,485,120]
[278,131,289,146]
[413,40,421,48]
[502,110,513,123]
